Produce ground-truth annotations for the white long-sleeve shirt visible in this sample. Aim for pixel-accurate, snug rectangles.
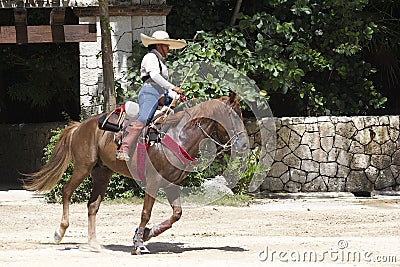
[140,50,175,91]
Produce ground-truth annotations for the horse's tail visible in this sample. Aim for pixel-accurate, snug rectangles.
[23,121,80,193]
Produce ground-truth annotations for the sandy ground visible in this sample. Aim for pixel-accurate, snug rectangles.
[0,190,399,267]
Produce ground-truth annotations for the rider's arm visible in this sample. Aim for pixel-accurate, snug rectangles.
[150,72,175,91]
[151,72,183,95]
[142,53,175,90]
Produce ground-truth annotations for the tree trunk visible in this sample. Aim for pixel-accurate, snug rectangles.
[99,0,116,112]
[230,0,243,26]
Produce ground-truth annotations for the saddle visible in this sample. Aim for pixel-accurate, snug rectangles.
[98,97,175,146]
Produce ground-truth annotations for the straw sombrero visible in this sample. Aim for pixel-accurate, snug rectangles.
[140,31,186,50]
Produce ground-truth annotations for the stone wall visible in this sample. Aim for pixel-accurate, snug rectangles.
[246,116,400,193]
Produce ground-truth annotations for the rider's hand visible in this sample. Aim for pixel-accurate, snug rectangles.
[168,89,180,100]
[173,86,183,94]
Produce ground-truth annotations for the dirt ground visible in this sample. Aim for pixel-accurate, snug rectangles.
[0,190,399,267]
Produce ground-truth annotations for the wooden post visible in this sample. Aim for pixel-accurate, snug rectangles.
[14,7,27,43]
[50,7,65,42]
[50,7,65,25]
[99,0,116,112]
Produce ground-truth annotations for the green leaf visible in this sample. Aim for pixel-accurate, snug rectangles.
[257,20,263,29]
[237,39,246,47]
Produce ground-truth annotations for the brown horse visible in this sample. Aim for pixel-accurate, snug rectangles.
[23,93,249,254]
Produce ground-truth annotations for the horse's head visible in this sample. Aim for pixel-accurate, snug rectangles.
[168,92,249,154]
[214,92,249,153]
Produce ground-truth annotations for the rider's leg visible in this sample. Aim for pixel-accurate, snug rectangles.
[116,85,160,161]
[116,121,145,161]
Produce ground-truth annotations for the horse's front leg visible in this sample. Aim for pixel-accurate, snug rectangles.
[143,185,181,242]
[132,184,159,255]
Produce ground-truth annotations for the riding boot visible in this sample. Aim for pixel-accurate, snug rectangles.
[116,121,145,161]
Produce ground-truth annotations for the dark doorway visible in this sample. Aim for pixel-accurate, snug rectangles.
[0,8,80,188]
[0,8,80,123]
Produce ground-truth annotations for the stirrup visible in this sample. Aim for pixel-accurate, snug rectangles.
[116,150,130,161]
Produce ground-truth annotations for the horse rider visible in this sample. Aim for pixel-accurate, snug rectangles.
[116,30,187,161]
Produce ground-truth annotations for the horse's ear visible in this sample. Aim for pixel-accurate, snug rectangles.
[229,90,236,103]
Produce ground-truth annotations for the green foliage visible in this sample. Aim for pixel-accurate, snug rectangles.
[124,39,266,112]
[165,0,390,116]
[105,174,144,200]
[231,148,268,194]
[44,128,143,203]
[0,44,79,109]
[362,0,400,112]
[167,0,236,39]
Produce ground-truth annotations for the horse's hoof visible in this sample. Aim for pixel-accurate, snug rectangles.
[131,245,150,255]
[142,227,151,242]
[79,242,103,253]
[54,229,62,244]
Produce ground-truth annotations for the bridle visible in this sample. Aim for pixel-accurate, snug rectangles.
[160,94,245,158]
[195,122,245,154]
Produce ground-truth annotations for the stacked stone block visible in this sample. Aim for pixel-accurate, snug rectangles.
[251,116,400,193]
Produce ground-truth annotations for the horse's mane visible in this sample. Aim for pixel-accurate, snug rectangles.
[165,99,224,126]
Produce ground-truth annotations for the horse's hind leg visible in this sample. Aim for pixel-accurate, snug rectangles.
[55,163,94,244]
[86,165,113,251]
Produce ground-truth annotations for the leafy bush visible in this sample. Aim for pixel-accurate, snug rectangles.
[231,148,267,194]
[165,0,389,116]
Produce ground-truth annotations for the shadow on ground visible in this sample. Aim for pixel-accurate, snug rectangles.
[104,242,247,254]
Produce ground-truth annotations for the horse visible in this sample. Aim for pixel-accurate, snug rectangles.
[23,93,249,254]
